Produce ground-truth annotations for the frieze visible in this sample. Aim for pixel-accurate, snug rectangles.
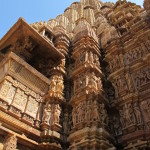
[124,40,150,66]
[132,66,150,90]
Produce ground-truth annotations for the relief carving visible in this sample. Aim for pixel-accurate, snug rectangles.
[133,67,150,89]
[42,103,52,125]
[13,88,28,111]
[53,104,61,124]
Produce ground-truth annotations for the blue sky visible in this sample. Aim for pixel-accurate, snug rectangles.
[0,0,143,39]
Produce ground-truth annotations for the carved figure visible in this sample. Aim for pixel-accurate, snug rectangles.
[49,76,56,92]
[42,104,51,124]
[72,108,76,126]
[86,102,92,122]
[133,103,142,124]
[124,104,133,126]
[93,101,100,121]
[53,104,61,124]
[119,110,126,128]
[100,103,108,124]
[63,112,69,133]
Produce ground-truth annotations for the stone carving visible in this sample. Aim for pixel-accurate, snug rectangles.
[13,88,28,111]
[63,112,69,133]
[0,80,12,99]
[11,37,36,61]
[141,101,150,120]
[42,103,52,124]
[133,67,150,89]
[109,55,120,73]
[113,76,128,97]
[26,96,39,118]
[49,75,64,98]
[93,101,100,121]
[119,109,126,128]
[72,107,76,126]
[119,104,135,128]
[53,104,61,124]
[133,103,142,125]
[3,135,17,150]
[100,103,108,125]
[86,101,92,122]
[112,116,122,136]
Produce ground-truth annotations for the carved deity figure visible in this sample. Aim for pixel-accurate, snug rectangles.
[97,77,102,91]
[72,108,76,126]
[100,103,108,125]
[93,101,100,121]
[133,103,142,124]
[89,51,94,64]
[124,104,133,127]
[78,103,84,123]
[63,112,69,133]
[56,76,64,93]
[42,103,52,124]
[49,76,56,92]
[86,102,92,122]
[53,104,61,124]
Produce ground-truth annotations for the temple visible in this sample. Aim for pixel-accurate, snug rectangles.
[0,0,150,149]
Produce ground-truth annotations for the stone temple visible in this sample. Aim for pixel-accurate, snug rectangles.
[0,0,150,149]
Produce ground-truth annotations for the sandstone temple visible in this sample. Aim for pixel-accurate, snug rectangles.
[0,0,150,149]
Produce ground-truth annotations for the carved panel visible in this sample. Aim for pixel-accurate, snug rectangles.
[13,88,28,111]
[0,80,16,104]
[132,67,150,90]
[26,96,39,118]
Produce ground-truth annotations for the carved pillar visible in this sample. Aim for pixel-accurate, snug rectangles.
[68,19,115,149]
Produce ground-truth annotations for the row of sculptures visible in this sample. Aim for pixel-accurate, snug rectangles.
[133,67,150,89]
[108,40,150,74]
[42,102,61,125]
[72,101,108,126]
[74,51,100,68]
[112,76,128,97]
[74,72,102,94]
[49,75,64,98]
[119,103,142,129]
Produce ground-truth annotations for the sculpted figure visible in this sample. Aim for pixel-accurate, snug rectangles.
[119,110,125,128]
[133,103,142,124]
[86,102,92,122]
[134,72,142,88]
[89,51,94,63]
[72,108,76,126]
[97,77,102,91]
[124,104,133,126]
[78,103,84,122]
[42,104,52,124]
[94,54,100,66]
[63,112,69,133]
[85,51,88,62]
[93,101,100,121]
[53,104,61,124]
[100,103,108,124]
[49,76,56,92]
[56,76,64,93]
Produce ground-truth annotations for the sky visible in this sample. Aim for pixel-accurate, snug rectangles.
[0,0,143,39]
